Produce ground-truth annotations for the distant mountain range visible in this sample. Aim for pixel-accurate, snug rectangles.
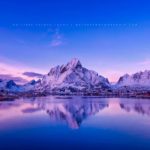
[0,58,150,98]
[117,70,150,87]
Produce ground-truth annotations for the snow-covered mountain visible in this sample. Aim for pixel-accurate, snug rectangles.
[0,79,40,94]
[0,79,22,92]
[36,58,110,93]
[117,70,150,87]
[23,80,40,91]
[1,59,150,98]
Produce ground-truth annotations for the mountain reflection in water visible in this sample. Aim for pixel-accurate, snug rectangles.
[120,100,150,116]
[0,97,109,129]
[0,97,150,129]
[1,97,150,150]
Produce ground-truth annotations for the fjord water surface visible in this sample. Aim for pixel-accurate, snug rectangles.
[0,96,150,150]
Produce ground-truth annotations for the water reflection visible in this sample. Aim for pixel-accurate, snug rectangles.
[0,97,150,129]
[120,99,150,116]
[22,97,109,129]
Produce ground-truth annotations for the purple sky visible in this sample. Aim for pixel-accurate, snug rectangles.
[0,0,150,82]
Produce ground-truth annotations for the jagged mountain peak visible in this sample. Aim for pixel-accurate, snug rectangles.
[48,58,82,76]
[38,58,110,92]
[6,80,17,88]
[66,58,82,69]
[117,70,150,87]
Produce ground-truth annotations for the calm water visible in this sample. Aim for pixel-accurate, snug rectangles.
[0,97,150,150]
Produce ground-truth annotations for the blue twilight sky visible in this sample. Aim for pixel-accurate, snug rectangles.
[0,0,150,82]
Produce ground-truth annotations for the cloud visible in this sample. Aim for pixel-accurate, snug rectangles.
[23,72,43,78]
[0,58,45,84]
[0,62,33,84]
[0,74,28,84]
[50,40,63,47]
[50,30,65,47]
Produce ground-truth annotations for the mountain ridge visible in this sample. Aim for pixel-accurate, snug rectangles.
[35,58,110,93]
[0,58,150,98]
[117,70,150,87]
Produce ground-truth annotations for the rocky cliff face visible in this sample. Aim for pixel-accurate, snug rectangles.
[36,58,110,93]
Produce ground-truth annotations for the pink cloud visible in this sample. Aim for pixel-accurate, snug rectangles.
[0,58,45,84]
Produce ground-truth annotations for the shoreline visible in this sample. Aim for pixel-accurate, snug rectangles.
[1,93,150,101]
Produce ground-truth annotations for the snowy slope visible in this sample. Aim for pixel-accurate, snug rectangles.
[117,70,150,87]
[0,79,39,93]
[36,58,110,92]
